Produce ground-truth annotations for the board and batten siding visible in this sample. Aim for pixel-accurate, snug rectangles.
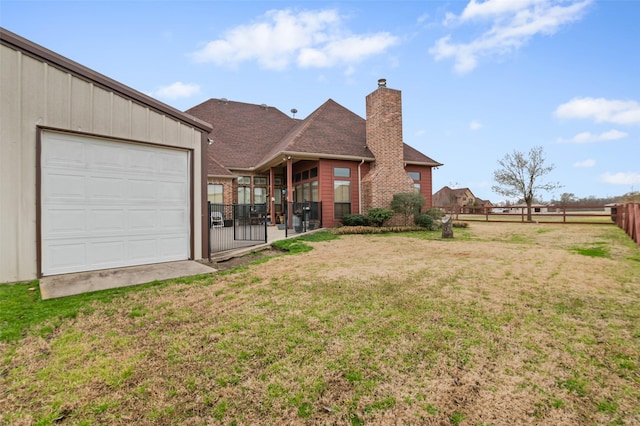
[0,32,210,283]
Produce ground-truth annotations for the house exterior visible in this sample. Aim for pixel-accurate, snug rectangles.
[187,79,442,228]
[475,198,494,210]
[433,186,476,211]
[0,28,212,284]
[432,186,493,213]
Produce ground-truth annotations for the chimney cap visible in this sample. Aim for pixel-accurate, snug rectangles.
[378,78,387,87]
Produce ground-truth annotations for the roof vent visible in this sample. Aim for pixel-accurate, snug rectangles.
[218,98,228,104]
[261,103,268,110]
[378,78,387,87]
[291,108,298,118]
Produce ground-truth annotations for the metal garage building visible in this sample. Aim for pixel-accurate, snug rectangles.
[0,28,212,286]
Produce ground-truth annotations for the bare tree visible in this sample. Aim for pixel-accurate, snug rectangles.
[492,146,562,222]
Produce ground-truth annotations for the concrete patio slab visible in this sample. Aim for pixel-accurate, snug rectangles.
[39,260,216,300]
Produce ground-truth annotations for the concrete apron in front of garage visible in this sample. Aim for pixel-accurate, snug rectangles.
[39,260,216,300]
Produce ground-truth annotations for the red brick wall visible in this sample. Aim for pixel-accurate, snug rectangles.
[363,84,416,222]
[318,159,370,228]
[207,176,235,205]
[405,165,435,209]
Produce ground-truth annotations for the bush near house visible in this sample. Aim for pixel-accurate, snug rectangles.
[366,208,394,227]
[391,192,427,225]
[342,214,368,227]
[415,213,436,230]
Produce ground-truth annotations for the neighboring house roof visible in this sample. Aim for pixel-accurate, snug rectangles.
[187,97,441,172]
[434,186,492,206]
[476,198,494,206]
[435,186,473,197]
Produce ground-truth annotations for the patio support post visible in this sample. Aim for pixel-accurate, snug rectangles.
[269,167,275,225]
[286,156,293,228]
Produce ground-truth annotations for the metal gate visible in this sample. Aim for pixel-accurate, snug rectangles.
[209,203,267,254]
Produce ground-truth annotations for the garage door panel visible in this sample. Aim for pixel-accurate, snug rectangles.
[89,208,126,233]
[159,153,187,176]
[45,242,87,273]
[42,136,85,167]
[159,236,189,257]
[159,209,187,229]
[45,208,86,235]
[129,209,158,231]
[45,173,86,200]
[41,132,190,276]
[127,238,159,261]
[128,179,157,201]
[89,176,125,200]
[88,240,125,265]
[158,181,187,202]
[128,148,157,172]
[89,144,127,171]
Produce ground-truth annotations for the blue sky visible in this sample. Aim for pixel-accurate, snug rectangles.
[2,0,639,203]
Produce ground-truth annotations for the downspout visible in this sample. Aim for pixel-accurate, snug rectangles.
[358,159,364,214]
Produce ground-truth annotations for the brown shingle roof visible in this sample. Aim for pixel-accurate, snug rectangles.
[258,99,373,165]
[403,143,443,166]
[187,97,441,171]
[186,99,298,169]
[207,152,234,177]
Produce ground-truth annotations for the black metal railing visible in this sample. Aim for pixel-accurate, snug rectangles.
[209,203,267,253]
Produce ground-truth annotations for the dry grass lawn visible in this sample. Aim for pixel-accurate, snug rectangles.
[1,223,639,425]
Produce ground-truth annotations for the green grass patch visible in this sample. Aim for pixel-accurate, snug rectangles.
[271,230,339,254]
[570,243,609,258]
[0,275,214,342]
[2,223,639,424]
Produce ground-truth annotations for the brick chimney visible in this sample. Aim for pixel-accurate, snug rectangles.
[362,79,415,217]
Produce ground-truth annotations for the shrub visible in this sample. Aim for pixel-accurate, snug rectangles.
[391,193,426,225]
[424,208,446,220]
[453,221,469,228]
[342,214,367,226]
[415,213,435,230]
[330,225,422,235]
[366,208,394,227]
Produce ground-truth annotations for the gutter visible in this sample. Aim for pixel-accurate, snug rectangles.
[257,151,375,170]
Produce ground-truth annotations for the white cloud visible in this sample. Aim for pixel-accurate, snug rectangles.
[573,159,595,168]
[430,0,592,74]
[191,9,399,70]
[555,97,640,125]
[417,13,430,25]
[557,129,628,144]
[459,0,541,21]
[154,82,201,100]
[600,172,640,186]
[469,120,483,130]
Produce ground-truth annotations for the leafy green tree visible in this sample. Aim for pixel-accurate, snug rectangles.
[391,192,426,225]
[492,146,562,222]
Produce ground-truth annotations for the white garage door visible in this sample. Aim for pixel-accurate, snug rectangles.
[41,131,190,276]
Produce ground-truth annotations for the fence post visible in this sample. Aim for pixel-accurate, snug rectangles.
[632,203,640,248]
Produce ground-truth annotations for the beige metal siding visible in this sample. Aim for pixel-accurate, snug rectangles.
[0,41,205,283]
[1,46,22,281]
